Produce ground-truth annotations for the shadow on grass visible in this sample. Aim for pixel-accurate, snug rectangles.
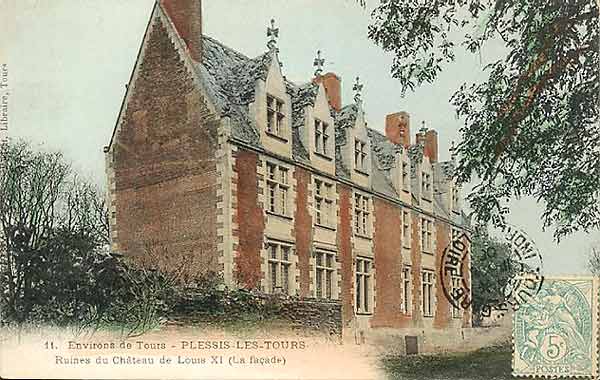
[379,344,578,380]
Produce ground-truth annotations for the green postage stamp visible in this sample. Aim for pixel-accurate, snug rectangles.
[513,277,599,378]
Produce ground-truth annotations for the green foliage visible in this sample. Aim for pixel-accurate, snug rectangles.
[0,140,170,335]
[367,0,599,239]
[470,228,514,323]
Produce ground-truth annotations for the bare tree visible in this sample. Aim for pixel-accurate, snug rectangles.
[0,140,109,320]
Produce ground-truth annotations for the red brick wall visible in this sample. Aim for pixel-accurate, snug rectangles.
[337,185,354,326]
[410,211,423,322]
[111,18,219,280]
[294,168,312,298]
[371,199,411,328]
[434,220,450,329]
[233,149,265,289]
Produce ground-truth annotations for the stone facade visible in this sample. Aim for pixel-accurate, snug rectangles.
[105,1,472,342]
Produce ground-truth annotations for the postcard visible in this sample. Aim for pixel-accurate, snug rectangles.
[0,1,598,379]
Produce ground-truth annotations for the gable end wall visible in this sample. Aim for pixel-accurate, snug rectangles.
[107,15,220,280]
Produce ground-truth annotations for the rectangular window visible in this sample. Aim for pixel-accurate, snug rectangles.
[314,178,335,227]
[402,161,409,191]
[451,276,462,318]
[354,193,370,236]
[421,218,433,253]
[354,139,367,171]
[315,250,335,299]
[402,210,411,248]
[421,172,432,198]
[356,257,372,313]
[267,242,292,294]
[267,94,285,138]
[314,119,330,157]
[422,270,434,317]
[266,162,289,216]
[451,186,459,211]
[402,266,412,315]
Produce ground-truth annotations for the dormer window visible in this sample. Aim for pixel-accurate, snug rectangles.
[354,139,367,172]
[314,119,330,157]
[451,186,459,212]
[402,161,409,191]
[421,172,432,199]
[267,94,285,139]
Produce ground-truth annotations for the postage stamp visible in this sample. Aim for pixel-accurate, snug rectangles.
[512,277,599,378]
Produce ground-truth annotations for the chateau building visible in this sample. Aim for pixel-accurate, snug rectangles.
[105,0,472,338]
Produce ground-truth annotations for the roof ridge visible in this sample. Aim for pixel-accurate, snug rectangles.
[202,34,253,61]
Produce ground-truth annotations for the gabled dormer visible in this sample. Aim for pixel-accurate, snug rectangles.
[335,104,372,188]
[391,148,412,203]
[305,82,335,173]
[411,126,437,212]
[434,159,461,215]
[249,49,293,158]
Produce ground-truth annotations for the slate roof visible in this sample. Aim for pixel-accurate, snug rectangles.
[367,128,403,170]
[198,36,273,145]
[196,34,466,227]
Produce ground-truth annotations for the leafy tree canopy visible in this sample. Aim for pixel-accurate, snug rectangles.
[366,0,599,240]
[469,228,514,323]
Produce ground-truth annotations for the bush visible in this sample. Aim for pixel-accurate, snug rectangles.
[0,228,177,336]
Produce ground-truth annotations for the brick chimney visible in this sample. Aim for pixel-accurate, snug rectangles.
[160,0,203,62]
[313,72,342,112]
[416,129,438,163]
[424,130,438,163]
[385,112,410,147]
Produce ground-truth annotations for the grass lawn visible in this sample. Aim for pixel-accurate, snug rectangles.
[380,345,576,380]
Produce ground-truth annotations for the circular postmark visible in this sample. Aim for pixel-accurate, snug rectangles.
[440,223,544,319]
[440,231,472,311]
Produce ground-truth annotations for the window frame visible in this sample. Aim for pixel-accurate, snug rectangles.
[355,256,373,314]
[266,94,286,140]
[420,217,433,254]
[354,138,368,173]
[451,185,460,212]
[315,250,336,300]
[314,118,331,158]
[401,161,409,191]
[421,269,435,317]
[266,162,290,217]
[402,265,412,315]
[314,178,335,229]
[267,242,293,295]
[421,172,432,199]
[402,210,411,248]
[354,192,371,237]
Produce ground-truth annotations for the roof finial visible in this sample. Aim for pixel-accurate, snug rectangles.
[353,76,364,105]
[267,18,279,52]
[313,50,325,77]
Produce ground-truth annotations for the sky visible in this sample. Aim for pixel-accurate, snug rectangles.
[1,0,597,274]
